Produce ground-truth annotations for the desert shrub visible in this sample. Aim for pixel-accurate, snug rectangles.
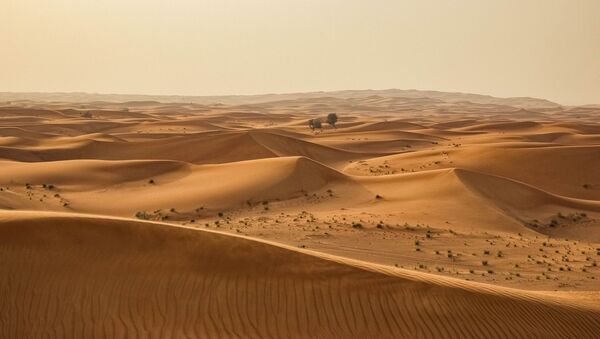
[482,260,488,266]
[308,119,322,132]
[312,119,322,130]
[135,211,150,220]
[326,113,338,128]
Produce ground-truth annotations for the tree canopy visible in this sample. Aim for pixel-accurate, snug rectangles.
[326,113,338,128]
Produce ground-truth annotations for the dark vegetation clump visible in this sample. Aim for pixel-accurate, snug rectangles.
[308,119,322,132]
[135,211,150,220]
[326,113,338,128]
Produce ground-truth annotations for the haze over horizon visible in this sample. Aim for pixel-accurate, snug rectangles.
[2,0,599,105]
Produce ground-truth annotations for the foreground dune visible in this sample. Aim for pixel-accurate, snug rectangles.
[1,211,599,339]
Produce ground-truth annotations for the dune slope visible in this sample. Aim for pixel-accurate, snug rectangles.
[1,211,599,339]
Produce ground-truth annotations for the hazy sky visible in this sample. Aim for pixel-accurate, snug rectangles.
[2,0,599,104]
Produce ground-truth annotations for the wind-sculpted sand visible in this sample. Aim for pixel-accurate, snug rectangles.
[1,211,600,339]
[1,90,599,337]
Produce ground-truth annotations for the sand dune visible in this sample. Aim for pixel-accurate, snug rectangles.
[348,144,600,198]
[343,120,427,132]
[1,211,599,339]
[0,89,563,107]
[458,121,542,132]
[354,168,585,235]
[1,91,600,337]
[0,130,377,168]
[3,155,596,239]
[0,159,190,189]
[453,169,600,238]
[0,107,68,119]
[0,156,368,216]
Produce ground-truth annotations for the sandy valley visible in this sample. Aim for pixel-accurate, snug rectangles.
[1,89,599,338]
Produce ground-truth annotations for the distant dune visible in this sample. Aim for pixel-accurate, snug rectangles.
[0,88,564,107]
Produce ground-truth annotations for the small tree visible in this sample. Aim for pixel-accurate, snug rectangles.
[308,119,322,133]
[326,113,338,128]
[312,119,322,132]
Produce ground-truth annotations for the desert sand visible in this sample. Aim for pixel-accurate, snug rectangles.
[1,90,599,338]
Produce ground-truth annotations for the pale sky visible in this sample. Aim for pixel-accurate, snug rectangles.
[1,0,599,104]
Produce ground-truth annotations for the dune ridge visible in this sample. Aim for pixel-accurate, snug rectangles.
[1,211,599,339]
